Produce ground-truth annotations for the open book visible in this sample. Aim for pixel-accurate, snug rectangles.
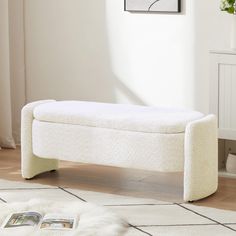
[1,212,78,230]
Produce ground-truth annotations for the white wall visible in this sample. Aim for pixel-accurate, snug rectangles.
[24,0,196,108]
[192,1,231,112]
[8,0,232,142]
[105,0,195,108]
[23,0,233,114]
[24,0,116,103]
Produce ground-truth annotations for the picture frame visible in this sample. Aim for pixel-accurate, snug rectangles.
[124,0,181,13]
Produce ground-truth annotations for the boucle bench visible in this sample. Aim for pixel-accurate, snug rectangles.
[21,100,218,201]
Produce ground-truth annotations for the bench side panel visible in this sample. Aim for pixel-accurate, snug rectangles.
[184,115,218,201]
[21,100,59,179]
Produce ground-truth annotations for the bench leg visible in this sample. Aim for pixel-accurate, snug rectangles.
[184,115,218,201]
[21,100,58,179]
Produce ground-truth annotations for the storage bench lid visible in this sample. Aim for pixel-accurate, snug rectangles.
[33,101,204,134]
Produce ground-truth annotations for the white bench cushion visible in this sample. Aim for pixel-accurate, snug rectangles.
[33,101,204,134]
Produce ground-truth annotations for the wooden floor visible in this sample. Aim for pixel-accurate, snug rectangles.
[0,148,236,211]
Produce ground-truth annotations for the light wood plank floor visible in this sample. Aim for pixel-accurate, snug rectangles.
[0,148,235,211]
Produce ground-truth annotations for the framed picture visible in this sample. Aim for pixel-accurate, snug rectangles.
[124,0,181,13]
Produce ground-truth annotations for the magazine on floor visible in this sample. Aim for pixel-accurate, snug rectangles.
[1,212,78,230]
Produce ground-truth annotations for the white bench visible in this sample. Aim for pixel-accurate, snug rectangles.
[21,100,218,201]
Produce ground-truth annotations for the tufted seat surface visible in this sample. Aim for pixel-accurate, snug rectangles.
[33,101,204,134]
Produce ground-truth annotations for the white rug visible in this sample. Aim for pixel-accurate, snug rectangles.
[0,179,236,235]
[0,199,128,236]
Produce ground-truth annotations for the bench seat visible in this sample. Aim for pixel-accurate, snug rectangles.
[21,100,218,202]
[33,101,204,134]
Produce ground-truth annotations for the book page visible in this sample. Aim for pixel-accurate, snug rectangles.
[40,213,77,230]
[2,212,42,228]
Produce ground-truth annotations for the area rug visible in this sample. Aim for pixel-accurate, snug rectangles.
[0,179,236,235]
[0,199,128,236]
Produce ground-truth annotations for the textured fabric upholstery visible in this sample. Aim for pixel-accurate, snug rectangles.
[21,100,58,179]
[32,120,185,172]
[21,100,218,201]
[184,115,218,201]
[33,101,204,134]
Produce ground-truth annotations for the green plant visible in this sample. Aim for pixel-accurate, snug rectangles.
[221,0,236,14]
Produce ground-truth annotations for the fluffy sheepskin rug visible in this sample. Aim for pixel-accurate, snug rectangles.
[0,199,128,236]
